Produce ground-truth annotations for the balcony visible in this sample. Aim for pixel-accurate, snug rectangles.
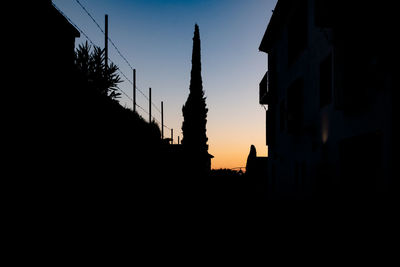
[259,71,269,105]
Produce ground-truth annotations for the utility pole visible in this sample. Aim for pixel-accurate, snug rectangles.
[171,129,173,144]
[161,101,164,139]
[149,87,152,123]
[105,14,108,70]
[178,136,180,144]
[133,69,136,112]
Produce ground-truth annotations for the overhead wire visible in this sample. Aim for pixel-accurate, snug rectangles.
[74,0,155,111]
[54,1,172,132]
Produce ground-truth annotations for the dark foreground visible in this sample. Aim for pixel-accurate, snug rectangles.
[9,171,398,265]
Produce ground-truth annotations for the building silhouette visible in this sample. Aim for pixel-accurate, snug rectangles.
[259,0,395,200]
[7,1,81,174]
[246,145,268,192]
[30,0,80,105]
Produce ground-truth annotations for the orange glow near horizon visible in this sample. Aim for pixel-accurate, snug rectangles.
[210,145,268,170]
[207,111,268,170]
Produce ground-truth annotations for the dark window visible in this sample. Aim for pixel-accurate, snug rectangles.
[287,79,304,134]
[288,1,308,65]
[320,53,333,107]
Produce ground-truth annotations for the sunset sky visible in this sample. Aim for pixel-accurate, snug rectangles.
[53,0,278,170]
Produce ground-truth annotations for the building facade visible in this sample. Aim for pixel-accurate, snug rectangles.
[259,0,395,200]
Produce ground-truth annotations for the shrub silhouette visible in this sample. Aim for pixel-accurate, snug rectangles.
[75,41,122,100]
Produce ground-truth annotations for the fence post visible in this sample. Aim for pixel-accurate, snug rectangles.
[105,14,108,70]
[149,87,152,123]
[133,69,136,112]
[161,101,164,139]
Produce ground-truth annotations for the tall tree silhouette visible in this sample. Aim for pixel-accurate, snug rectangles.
[182,24,209,172]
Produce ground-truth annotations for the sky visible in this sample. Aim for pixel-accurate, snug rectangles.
[53,0,278,170]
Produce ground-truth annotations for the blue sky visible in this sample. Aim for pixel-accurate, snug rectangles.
[52,0,277,169]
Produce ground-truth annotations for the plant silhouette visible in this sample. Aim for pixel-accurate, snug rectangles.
[75,41,122,100]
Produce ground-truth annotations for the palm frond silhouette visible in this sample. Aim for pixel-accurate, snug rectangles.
[75,41,122,100]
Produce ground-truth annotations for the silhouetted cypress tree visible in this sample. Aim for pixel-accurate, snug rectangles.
[182,24,209,159]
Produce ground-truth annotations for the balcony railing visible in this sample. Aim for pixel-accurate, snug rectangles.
[259,71,269,105]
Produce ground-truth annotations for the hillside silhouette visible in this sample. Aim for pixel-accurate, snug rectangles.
[2,2,169,213]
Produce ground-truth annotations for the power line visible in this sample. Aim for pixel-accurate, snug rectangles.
[74,0,165,116]
[73,1,151,104]
[106,57,165,125]
[55,1,171,130]
[107,59,162,115]
[108,65,145,100]
[101,59,165,126]
[108,37,135,70]
[75,0,134,70]
[54,3,134,109]
[75,0,105,35]
[52,3,96,47]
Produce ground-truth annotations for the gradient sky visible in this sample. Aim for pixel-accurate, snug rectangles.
[53,0,277,170]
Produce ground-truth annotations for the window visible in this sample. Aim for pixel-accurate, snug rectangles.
[320,53,333,107]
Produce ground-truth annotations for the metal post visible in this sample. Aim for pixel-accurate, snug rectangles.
[105,14,108,70]
[133,69,136,112]
[161,101,164,139]
[149,87,152,122]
